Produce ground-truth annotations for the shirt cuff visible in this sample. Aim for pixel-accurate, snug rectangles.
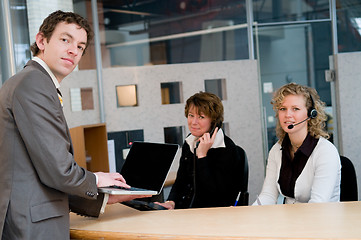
[100,193,109,214]
[94,173,98,186]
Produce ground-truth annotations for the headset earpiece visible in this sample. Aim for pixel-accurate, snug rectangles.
[308,94,318,119]
[309,108,318,119]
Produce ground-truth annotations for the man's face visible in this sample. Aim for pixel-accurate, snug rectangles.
[36,22,87,82]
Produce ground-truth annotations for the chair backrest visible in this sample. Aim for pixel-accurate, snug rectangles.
[340,156,358,201]
[236,145,249,206]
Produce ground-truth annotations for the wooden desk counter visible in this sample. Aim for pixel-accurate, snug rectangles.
[70,201,361,240]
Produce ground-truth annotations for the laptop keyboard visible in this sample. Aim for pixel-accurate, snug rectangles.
[108,185,150,191]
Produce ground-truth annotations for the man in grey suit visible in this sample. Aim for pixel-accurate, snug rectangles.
[0,10,148,239]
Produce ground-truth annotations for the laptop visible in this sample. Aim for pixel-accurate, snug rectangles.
[98,141,179,196]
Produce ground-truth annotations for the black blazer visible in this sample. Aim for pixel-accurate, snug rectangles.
[168,134,246,209]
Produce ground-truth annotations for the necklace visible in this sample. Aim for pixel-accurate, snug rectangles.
[291,143,300,152]
[292,144,299,148]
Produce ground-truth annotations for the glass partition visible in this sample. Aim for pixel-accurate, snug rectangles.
[337,2,361,52]
[10,0,30,73]
[2,0,360,159]
[255,21,333,149]
[0,0,30,84]
[253,0,330,24]
[73,0,248,67]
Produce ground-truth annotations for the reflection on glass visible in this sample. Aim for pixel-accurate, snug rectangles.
[116,85,138,107]
[337,3,361,53]
[10,0,31,72]
[161,82,183,104]
[100,0,248,66]
[253,0,330,23]
[205,78,227,100]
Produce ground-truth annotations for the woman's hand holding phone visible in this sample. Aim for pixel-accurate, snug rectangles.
[196,127,218,158]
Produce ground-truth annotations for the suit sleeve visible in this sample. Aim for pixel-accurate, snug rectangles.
[12,70,98,200]
[69,193,105,217]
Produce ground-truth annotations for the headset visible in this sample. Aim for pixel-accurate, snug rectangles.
[288,92,318,130]
[308,93,318,119]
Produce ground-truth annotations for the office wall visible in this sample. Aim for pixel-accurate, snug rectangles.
[61,60,265,203]
[335,51,361,200]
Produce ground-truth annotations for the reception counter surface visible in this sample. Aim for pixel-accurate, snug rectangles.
[70,201,361,240]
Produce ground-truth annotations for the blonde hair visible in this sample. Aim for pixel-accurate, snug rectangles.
[271,83,329,142]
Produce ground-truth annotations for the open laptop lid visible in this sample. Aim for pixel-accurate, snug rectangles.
[98,141,179,195]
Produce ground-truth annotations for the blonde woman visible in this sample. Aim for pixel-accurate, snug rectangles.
[254,83,341,205]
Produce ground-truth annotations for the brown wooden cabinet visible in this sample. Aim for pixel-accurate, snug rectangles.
[69,123,109,172]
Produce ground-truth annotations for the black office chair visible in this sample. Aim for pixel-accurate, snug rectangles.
[236,145,249,206]
[340,155,358,201]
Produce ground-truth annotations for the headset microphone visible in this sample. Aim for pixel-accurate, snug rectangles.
[288,117,310,129]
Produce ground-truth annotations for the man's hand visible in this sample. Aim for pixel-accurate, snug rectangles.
[154,200,175,210]
[94,172,151,204]
[107,195,152,204]
[94,172,130,188]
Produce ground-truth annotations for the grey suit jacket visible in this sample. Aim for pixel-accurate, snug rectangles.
[0,60,103,239]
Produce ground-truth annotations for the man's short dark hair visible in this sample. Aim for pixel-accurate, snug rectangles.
[30,10,93,56]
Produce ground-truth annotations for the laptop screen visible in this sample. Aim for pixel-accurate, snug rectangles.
[120,142,179,193]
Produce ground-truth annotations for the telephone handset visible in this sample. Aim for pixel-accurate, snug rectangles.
[209,122,222,138]
[195,122,222,148]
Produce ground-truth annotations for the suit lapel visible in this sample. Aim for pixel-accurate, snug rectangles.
[25,60,74,154]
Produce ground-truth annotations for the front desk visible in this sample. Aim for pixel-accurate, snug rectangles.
[70,201,361,240]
